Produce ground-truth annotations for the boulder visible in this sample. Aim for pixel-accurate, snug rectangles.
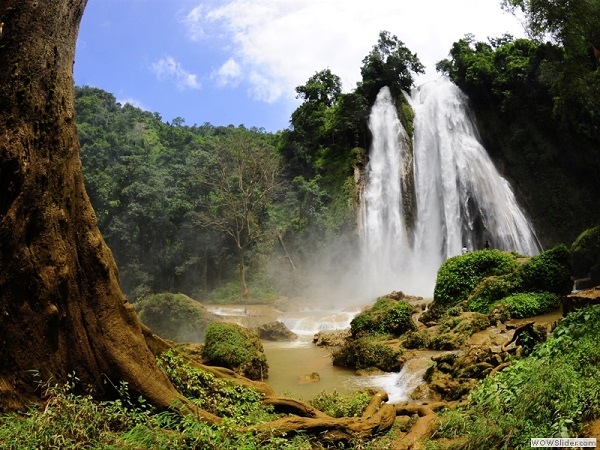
[255,321,298,341]
[563,286,600,316]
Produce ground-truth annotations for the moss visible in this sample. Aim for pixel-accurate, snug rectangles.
[463,245,571,315]
[136,292,218,342]
[571,224,600,281]
[431,250,517,316]
[403,329,430,349]
[350,297,416,337]
[332,337,402,372]
[493,292,560,318]
[519,244,572,294]
[203,323,268,380]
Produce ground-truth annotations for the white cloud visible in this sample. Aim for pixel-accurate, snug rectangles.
[186,0,525,103]
[151,56,201,90]
[116,96,149,111]
[213,57,243,87]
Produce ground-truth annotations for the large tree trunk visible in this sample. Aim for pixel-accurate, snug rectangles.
[0,0,185,413]
[0,3,399,444]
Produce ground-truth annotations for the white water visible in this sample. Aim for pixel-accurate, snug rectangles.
[359,77,541,298]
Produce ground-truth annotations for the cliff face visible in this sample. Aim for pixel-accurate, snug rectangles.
[470,101,600,249]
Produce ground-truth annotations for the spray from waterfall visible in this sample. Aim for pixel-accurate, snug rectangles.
[359,77,540,298]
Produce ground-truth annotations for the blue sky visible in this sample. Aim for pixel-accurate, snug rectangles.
[74,0,525,132]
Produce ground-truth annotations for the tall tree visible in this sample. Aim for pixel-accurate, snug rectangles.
[502,0,600,57]
[0,0,188,412]
[193,132,282,297]
[358,30,424,104]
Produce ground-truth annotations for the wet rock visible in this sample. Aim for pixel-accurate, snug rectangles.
[313,329,350,347]
[429,378,478,401]
[298,372,320,384]
[255,321,298,341]
[563,286,600,316]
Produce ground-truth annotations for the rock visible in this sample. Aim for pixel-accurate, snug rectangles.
[563,286,600,316]
[313,329,350,347]
[429,378,478,401]
[255,321,298,341]
[298,372,320,384]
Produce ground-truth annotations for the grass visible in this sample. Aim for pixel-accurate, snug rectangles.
[0,352,391,449]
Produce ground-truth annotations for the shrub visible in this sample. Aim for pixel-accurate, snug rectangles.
[350,297,416,337]
[433,250,517,312]
[309,390,371,418]
[332,337,402,371]
[403,330,430,349]
[519,244,572,295]
[494,292,560,318]
[466,274,520,313]
[202,323,268,380]
[136,293,218,342]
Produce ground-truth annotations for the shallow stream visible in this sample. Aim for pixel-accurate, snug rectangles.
[205,305,432,403]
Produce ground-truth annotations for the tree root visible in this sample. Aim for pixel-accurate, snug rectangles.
[490,361,512,377]
[143,329,395,442]
[244,389,395,442]
[392,401,467,449]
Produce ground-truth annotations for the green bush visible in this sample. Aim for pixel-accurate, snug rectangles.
[350,297,416,337]
[519,244,572,295]
[466,275,520,313]
[202,323,268,380]
[332,337,402,372]
[571,224,600,282]
[308,390,371,418]
[403,330,430,349]
[494,292,560,318]
[433,250,517,312]
[136,293,217,342]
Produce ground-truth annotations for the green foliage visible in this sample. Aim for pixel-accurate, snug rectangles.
[433,250,517,311]
[462,245,569,317]
[202,323,268,380]
[438,30,600,245]
[519,244,572,294]
[571,224,600,282]
[494,292,560,318]
[136,292,216,342]
[76,86,283,301]
[156,350,270,424]
[358,30,425,105]
[433,304,600,448]
[308,390,371,418]
[350,297,416,337]
[332,336,402,371]
[466,274,520,313]
[0,354,315,449]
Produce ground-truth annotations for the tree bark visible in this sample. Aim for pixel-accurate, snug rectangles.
[0,0,183,413]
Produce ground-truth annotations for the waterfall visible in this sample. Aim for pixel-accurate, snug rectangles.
[359,77,540,298]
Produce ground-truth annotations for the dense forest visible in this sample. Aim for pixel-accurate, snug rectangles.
[2,0,600,448]
[76,30,424,302]
[77,3,600,303]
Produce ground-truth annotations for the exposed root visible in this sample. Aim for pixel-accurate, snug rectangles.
[392,401,466,449]
[244,389,395,442]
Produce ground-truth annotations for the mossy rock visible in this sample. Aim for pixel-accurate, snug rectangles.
[203,322,268,380]
[350,296,416,338]
[332,337,402,372]
[428,250,518,319]
[136,292,220,342]
[519,244,572,295]
[571,224,600,282]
